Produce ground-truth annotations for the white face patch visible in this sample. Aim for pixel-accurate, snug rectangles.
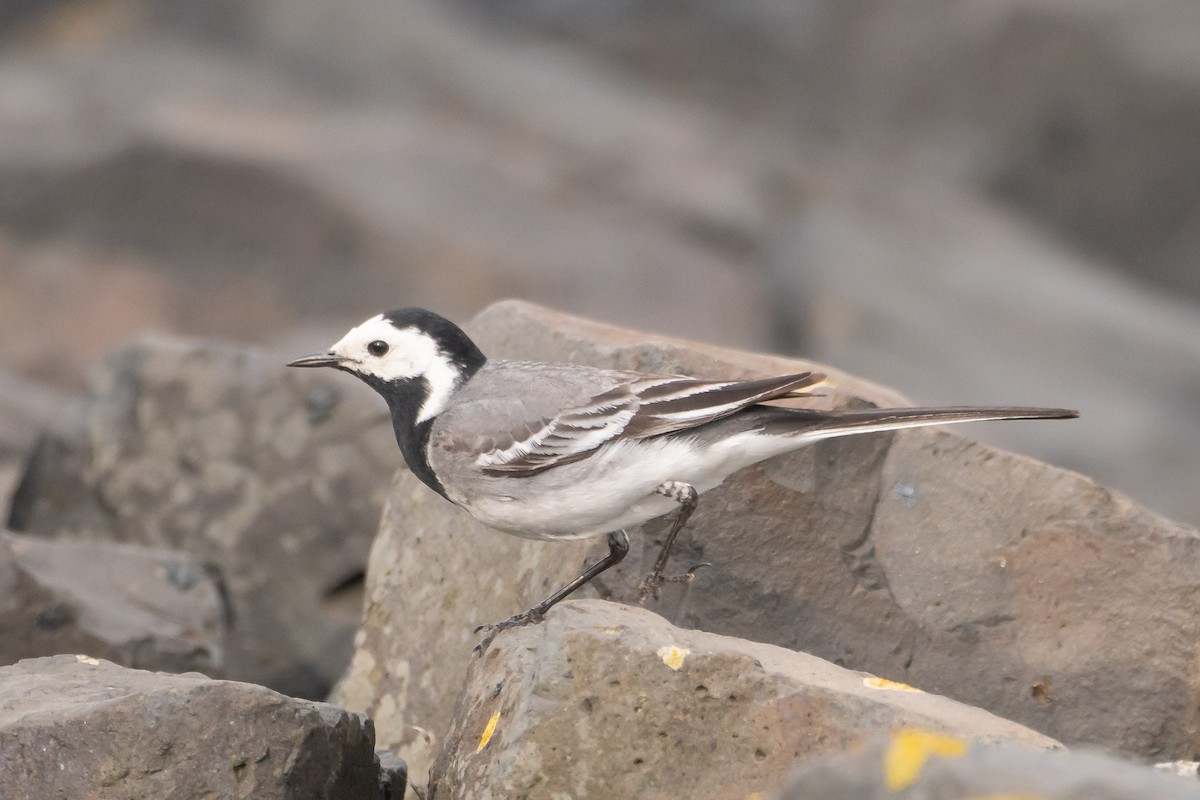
[329,314,463,422]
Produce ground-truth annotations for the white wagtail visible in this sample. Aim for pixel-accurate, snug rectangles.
[289,308,1077,651]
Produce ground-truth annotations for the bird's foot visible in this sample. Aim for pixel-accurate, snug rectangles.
[637,562,712,604]
[473,607,546,655]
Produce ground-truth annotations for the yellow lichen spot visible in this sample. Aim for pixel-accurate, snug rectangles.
[884,728,968,791]
[657,645,689,670]
[476,711,500,753]
[597,626,623,636]
[864,676,922,692]
[74,655,100,666]
[746,793,766,800]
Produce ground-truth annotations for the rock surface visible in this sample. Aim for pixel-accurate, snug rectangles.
[455,0,1200,303]
[0,0,1195,533]
[0,0,775,392]
[779,730,1200,800]
[376,750,410,800]
[766,180,1200,527]
[428,600,1057,799]
[0,529,225,674]
[0,367,73,518]
[0,654,381,800]
[335,300,1200,778]
[7,336,397,698]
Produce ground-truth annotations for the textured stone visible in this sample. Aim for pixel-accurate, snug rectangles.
[7,336,396,698]
[766,179,1200,528]
[428,600,1057,799]
[779,730,1200,800]
[0,366,72,518]
[0,529,225,674]
[376,750,409,800]
[336,300,1200,777]
[0,655,380,800]
[0,0,1193,537]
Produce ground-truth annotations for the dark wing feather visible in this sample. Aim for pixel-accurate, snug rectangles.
[476,371,825,477]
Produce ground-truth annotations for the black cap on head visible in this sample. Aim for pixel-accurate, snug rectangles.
[383,308,487,376]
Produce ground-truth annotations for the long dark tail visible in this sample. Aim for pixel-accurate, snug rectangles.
[770,405,1078,443]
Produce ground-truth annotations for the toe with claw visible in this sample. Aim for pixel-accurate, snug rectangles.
[637,562,712,604]
[473,607,545,655]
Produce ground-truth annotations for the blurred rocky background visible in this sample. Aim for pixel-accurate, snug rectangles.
[1,0,1199,528]
[2,1,1200,796]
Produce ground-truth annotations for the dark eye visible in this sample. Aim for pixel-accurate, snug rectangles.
[367,340,389,357]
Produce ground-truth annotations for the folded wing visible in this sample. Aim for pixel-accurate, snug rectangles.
[476,372,826,476]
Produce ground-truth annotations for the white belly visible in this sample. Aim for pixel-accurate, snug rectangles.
[454,432,793,541]
[467,491,681,541]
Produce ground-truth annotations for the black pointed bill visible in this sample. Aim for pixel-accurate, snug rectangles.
[287,352,342,368]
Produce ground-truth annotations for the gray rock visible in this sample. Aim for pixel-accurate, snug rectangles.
[376,750,408,800]
[453,0,1200,303]
[767,179,1200,529]
[0,0,1195,541]
[0,0,777,391]
[779,734,1200,800]
[335,300,1200,777]
[428,600,1057,799]
[0,367,73,518]
[332,299,906,778]
[0,654,381,800]
[7,336,397,698]
[0,530,225,674]
[0,367,72,458]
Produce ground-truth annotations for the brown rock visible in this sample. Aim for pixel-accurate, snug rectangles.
[428,600,1057,799]
[7,336,397,698]
[336,300,1200,776]
[778,730,1200,800]
[0,530,225,674]
[0,654,381,800]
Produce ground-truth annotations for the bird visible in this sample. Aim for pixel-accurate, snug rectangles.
[288,308,1078,652]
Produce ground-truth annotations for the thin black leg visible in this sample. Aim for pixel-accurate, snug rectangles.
[638,481,710,603]
[474,529,630,654]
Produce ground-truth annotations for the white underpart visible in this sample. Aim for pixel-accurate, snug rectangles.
[465,412,1024,541]
[328,315,463,423]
